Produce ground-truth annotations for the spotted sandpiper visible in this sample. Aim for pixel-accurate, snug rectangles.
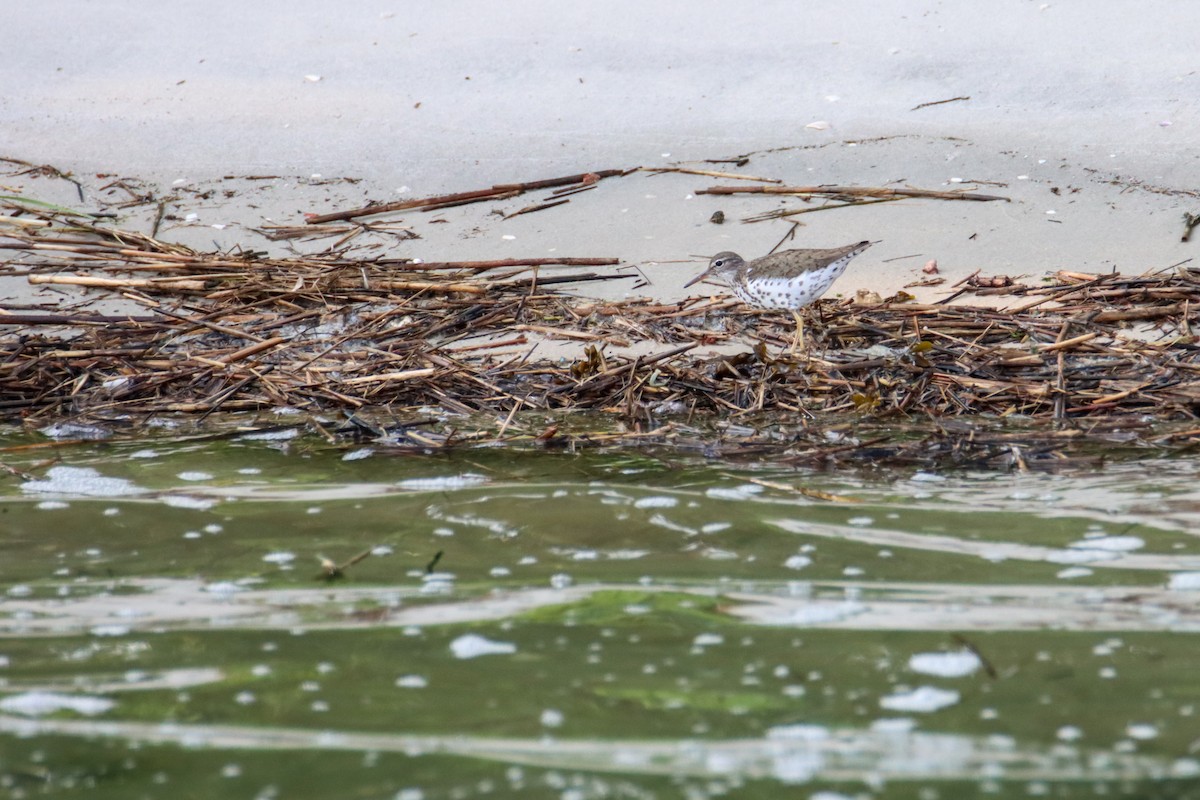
[684,241,872,351]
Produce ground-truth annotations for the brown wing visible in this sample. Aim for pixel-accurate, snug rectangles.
[746,241,871,278]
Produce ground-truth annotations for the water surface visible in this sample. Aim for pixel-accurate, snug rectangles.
[1,424,1199,799]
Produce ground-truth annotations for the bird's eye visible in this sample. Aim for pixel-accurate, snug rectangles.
[714,259,725,267]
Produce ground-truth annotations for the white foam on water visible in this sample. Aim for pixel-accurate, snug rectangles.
[397,474,487,491]
[89,625,131,637]
[908,651,982,678]
[766,724,829,740]
[633,496,677,509]
[1126,723,1159,740]
[1043,549,1120,564]
[22,466,144,498]
[1057,725,1083,741]
[395,675,428,688]
[38,423,111,441]
[879,686,961,713]
[603,549,650,560]
[870,717,917,733]
[449,634,517,659]
[239,428,301,441]
[0,691,114,717]
[785,602,865,626]
[1168,572,1200,590]
[700,548,739,560]
[161,495,218,510]
[1068,535,1144,552]
[645,513,694,536]
[705,484,763,501]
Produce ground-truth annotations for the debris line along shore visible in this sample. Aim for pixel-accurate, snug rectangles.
[3,204,1200,437]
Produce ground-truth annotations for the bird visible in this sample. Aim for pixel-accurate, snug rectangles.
[683,241,872,351]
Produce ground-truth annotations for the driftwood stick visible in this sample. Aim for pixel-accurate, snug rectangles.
[27,274,208,291]
[641,166,782,183]
[377,280,487,295]
[490,170,629,191]
[512,324,624,343]
[0,313,158,325]
[343,368,437,386]
[382,257,620,271]
[305,168,631,224]
[152,308,267,342]
[1183,212,1200,243]
[699,184,1010,202]
[1039,332,1098,352]
[549,184,598,198]
[0,215,52,228]
[1091,303,1187,323]
[503,198,571,219]
[415,189,522,212]
[217,337,288,365]
[306,188,499,224]
[743,197,905,222]
[911,95,971,111]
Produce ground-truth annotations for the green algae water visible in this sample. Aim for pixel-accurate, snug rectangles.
[1,425,1199,799]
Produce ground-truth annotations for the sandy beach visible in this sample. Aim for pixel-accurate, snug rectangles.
[2,0,1196,318]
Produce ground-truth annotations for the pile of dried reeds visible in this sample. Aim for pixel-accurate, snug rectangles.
[3,201,1200,458]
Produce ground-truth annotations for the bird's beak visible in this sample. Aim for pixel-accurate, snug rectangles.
[683,269,711,289]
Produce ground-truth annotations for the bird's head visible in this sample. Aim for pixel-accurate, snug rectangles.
[683,251,744,289]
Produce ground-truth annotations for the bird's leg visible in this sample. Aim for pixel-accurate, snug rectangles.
[789,310,806,354]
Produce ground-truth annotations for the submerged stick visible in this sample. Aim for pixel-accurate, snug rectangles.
[317,547,374,581]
